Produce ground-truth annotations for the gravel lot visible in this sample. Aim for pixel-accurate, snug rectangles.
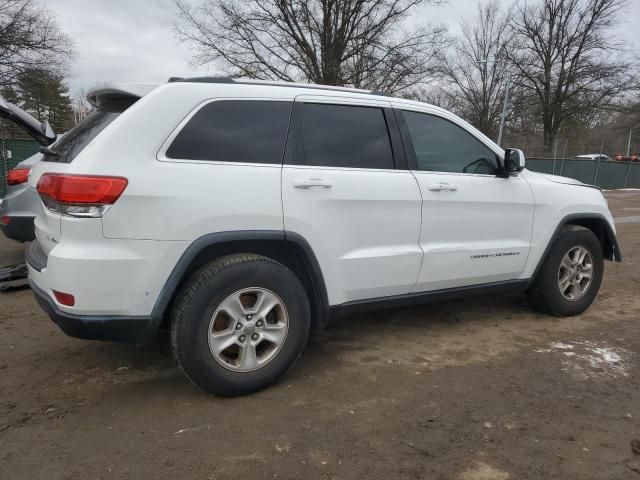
[1,191,640,480]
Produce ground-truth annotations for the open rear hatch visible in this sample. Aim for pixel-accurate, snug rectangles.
[0,95,57,146]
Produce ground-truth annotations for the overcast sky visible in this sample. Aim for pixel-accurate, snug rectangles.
[44,0,640,96]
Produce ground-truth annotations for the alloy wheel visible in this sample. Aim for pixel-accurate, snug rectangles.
[557,245,594,301]
[208,287,289,372]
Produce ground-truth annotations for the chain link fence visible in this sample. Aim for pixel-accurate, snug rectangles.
[526,157,640,189]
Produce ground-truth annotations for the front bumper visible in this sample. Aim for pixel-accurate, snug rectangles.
[30,280,154,344]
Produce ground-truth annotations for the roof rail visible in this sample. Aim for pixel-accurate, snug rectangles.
[166,76,390,97]
[168,76,235,84]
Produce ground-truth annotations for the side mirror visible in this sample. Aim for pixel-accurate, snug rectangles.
[503,148,525,174]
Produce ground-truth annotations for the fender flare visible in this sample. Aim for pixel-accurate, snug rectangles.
[530,213,622,281]
[144,230,329,338]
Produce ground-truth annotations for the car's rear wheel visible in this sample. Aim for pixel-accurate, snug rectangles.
[528,225,604,316]
[170,254,310,396]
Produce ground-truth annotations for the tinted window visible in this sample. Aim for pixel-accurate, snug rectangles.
[402,111,499,174]
[43,98,136,163]
[288,103,394,169]
[166,100,292,164]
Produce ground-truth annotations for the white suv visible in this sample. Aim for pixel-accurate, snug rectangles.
[24,78,621,396]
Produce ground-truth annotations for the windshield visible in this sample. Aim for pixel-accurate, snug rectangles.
[42,98,137,163]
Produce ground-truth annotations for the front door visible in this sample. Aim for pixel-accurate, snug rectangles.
[394,107,535,292]
[281,96,423,305]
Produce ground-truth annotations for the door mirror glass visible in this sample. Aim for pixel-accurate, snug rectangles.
[503,148,525,173]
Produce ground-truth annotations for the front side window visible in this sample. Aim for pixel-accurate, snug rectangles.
[166,100,292,164]
[287,103,394,169]
[402,111,499,175]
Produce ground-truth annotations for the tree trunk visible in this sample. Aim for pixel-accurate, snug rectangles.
[542,110,556,157]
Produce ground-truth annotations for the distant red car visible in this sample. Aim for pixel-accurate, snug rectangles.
[614,154,639,161]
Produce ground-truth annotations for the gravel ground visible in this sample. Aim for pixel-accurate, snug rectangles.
[1,191,639,480]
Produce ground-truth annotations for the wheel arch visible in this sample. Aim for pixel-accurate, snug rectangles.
[531,213,622,280]
[147,231,329,337]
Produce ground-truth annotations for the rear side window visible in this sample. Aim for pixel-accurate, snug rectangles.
[166,100,292,164]
[286,103,394,169]
[43,98,136,163]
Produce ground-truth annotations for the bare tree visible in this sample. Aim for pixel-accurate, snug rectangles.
[0,0,74,86]
[174,0,446,94]
[72,88,93,125]
[509,0,637,156]
[439,0,513,137]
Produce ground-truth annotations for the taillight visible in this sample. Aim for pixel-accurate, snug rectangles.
[36,173,128,218]
[7,168,30,186]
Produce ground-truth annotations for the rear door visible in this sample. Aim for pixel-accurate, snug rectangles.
[395,106,535,291]
[281,95,423,305]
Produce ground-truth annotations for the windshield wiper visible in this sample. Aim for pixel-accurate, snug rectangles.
[38,146,59,157]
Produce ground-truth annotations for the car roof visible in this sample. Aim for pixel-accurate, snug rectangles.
[171,77,461,117]
[169,76,383,95]
[86,77,441,111]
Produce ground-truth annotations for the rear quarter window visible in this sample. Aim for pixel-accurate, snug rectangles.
[43,98,136,163]
[165,100,292,164]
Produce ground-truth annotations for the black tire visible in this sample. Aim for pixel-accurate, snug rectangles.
[528,225,604,316]
[170,254,311,396]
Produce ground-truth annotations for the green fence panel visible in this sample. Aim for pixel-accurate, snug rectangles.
[558,160,598,184]
[5,139,40,166]
[526,158,640,189]
[594,161,629,190]
[625,163,640,188]
[526,158,555,174]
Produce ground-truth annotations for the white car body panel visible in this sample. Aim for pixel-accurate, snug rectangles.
[411,172,535,291]
[519,170,614,279]
[283,165,423,304]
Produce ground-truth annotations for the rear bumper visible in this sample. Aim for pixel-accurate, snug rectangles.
[0,215,35,242]
[30,280,154,344]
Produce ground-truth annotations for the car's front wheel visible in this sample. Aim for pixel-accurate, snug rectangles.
[528,225,604,316]
[170,254,311,396]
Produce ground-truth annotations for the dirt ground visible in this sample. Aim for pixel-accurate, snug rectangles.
[1,191,640,480]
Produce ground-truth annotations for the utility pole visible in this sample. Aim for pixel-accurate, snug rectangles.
[627,121,640,157]
[497,75,511,147]
[474,53,512,147]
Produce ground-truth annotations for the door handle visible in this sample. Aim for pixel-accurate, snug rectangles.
[427,182,457,192]
[293,178,333,189]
